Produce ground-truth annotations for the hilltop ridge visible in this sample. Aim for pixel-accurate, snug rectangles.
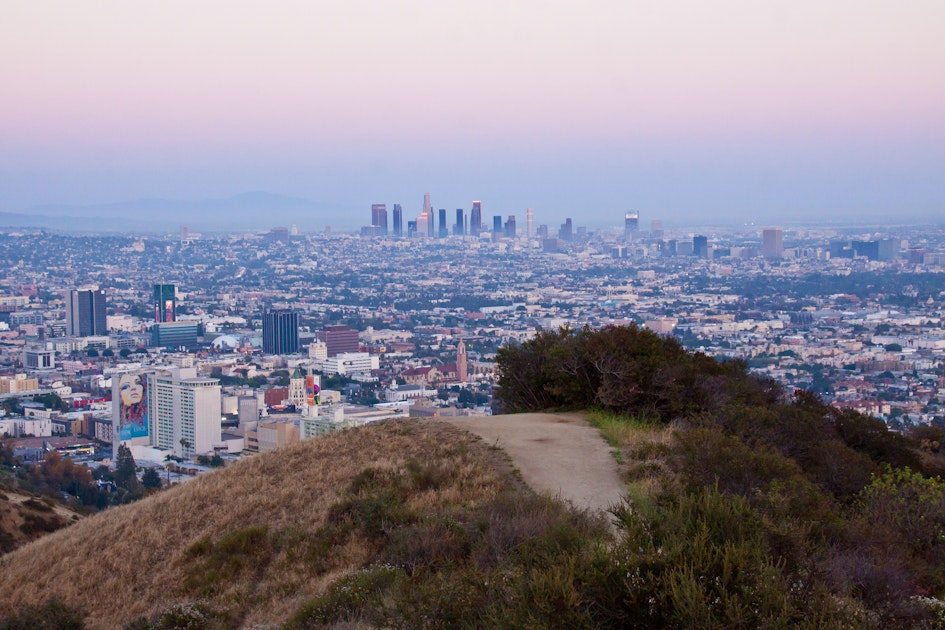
[0,419,540,628]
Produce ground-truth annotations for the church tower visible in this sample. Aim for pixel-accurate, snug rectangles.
[456,339,468,383]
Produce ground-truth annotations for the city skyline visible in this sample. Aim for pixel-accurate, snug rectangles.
[2,2,943,226]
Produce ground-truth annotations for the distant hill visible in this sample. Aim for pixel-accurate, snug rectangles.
[0,490,82,555]
[2,192,357,233]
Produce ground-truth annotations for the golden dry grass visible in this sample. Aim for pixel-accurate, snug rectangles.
[0,419,515,629]
[0,490,80,554]
[585,409,675,504]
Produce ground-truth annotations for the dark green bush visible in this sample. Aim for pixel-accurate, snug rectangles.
[182,526,271,597]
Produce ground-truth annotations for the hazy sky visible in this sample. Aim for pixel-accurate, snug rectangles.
[2,1,944,228]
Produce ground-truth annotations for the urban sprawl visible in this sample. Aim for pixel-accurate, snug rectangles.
[2,202,944,482]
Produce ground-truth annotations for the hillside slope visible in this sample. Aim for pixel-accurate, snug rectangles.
[0,419,538,628]
[0,490,82,554]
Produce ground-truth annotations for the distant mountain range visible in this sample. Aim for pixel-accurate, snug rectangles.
[0,192,356,233]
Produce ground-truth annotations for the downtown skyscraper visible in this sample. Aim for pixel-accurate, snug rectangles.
[153,284,176,322]
[371,204,388,235]
[470,201,482,236]
[392,204,403,236]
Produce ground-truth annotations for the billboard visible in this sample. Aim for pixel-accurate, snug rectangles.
[305,375,320,407]
[116,372,149,440]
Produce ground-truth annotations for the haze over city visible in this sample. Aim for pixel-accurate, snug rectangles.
[2,1,944,229]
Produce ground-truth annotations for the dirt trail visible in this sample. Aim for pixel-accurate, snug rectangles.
[443,412,626,514]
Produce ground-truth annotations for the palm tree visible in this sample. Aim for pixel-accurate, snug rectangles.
[179,438,192,460]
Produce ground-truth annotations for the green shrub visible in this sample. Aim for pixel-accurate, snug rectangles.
[672,428,803,497]
[181,526,270,597]
[125,601,230,630]
[286,566,403,629]
[601,488,846,628]
[384,518,471,575]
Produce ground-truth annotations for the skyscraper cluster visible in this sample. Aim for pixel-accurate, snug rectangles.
[363,195,550,242]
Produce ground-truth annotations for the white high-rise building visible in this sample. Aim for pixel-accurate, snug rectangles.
[147,367,221,458]
[526,208,534,239]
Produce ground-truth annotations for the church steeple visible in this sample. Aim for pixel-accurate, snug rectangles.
[456,339,467,383]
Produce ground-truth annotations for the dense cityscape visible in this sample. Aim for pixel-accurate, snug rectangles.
[1,202,944,475]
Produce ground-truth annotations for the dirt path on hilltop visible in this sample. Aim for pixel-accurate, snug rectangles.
[443,412,627,514]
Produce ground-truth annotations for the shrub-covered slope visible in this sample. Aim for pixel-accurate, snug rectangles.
[499,324,945,626]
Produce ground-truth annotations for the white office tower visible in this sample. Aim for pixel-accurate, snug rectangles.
[526,208,534,239]
[147,367,221,458]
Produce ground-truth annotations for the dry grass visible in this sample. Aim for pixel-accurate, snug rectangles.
[586,409,675,504]
[0,419,514,629]
[0,491,80,554]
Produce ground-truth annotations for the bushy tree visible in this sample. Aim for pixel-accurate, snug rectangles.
[141,468,162,490]
[114,445,141,493]
[496,324,763,421]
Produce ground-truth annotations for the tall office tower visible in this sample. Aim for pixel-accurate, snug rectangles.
[651,220,664,239]
[470,201,482,236]
[526,208,534,239]
[456,339,467,382]
[180,225,189,241]
[505,215,517,238]
[153,284,176,322]
[371,204,388,235]
[624,211,639,240]
[693,235,709,258]
[493,215,503,241]
[537,224,549,238]
[392,204,403,236]
[438,209,448,238]
[559,218,573,241]
[262,309,299,355]
[322,325,359,357]
[147,367,221,458]
[66,288,107,337]
[762,227,784,259]
[417,212,430,237]
[453,208,465,236]
[422,192,432,222]
[407,220,417,237]
[428,209,436,237]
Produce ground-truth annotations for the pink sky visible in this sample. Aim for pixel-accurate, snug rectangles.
[2,1,943,224]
